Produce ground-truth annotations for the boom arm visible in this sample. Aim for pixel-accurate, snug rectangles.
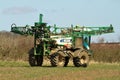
[72,24,114,37]
[10,14,114,37]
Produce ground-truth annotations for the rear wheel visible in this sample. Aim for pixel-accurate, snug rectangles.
[35,55,43,66]
[29,48,43,66]
[29,51,36,66]
[50,51,69,67]
[73,50,89,67]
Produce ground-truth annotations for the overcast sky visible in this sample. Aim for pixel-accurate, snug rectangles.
[0,0,120,42]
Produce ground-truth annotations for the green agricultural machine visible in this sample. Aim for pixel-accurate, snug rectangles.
[11,14,114,67]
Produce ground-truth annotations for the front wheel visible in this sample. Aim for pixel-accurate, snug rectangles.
[73,50,89,67]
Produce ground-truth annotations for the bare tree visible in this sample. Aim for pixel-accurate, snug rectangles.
[98,37,105,43]
[118,36,120,42]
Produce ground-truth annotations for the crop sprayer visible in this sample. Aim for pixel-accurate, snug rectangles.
[11,14,114,67]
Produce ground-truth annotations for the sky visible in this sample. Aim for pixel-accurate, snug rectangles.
[0,0,120,42]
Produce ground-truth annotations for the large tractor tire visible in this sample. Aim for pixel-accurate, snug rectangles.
[35,55,43,66]
[29,48,43,66]
[50,51,69,67]
[29,50,36,66]
[73,50,89,67]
